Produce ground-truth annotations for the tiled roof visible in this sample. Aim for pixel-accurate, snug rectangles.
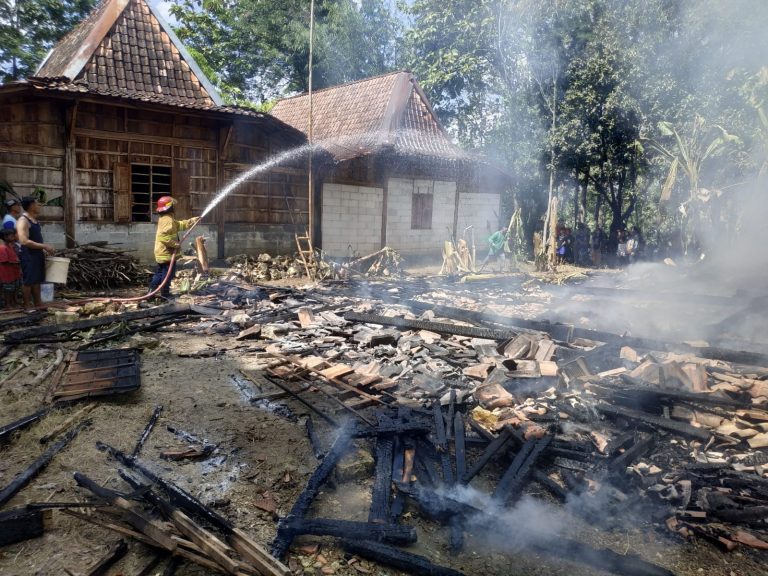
[270,71,472,163]
[13,78,304,138]
[34,0,222,107]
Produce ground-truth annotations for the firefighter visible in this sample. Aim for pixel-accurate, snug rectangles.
[148,196,199,299]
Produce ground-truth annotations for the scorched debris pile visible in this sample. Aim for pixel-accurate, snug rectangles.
[1,276,768,575]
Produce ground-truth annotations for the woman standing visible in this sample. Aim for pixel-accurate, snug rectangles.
[16,197,55,311]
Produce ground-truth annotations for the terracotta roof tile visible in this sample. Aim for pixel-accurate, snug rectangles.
[34,0,221,108]
[270,71,471,163]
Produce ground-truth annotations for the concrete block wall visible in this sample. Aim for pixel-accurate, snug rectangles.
[321,183,383,257]
[385,178,456,256]
[456,192,502,250]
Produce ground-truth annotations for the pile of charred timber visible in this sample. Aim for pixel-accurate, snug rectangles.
[2,276,768,574]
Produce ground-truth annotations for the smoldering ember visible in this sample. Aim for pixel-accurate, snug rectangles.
[2,1,768,576]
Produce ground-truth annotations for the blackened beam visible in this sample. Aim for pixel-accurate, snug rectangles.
[618,375,749,408]
[262,373,339,427]
[0,421,86,507]
[492,435,552,505]
[0,407,51,444]
[432,402,454,485]
[353,419,431,438]
[86,539,128,576]
[96,442,234,532]
[131,405,163,459]
[531,470,568,502]
[344,311,515,341]
[285,518,416,545]
[305,416,325,460]
[453,412,466,481]
[446,390,456,440]
[404,300,768,368]
[529,537,675,576]
[608,433,656,473]
[369,436,394,523]
[461,427,513,485]
[341,539,465,576]
[4,304,191,344]
[271,423,355,559]
[597,403,712,441]
[117,469,291,576]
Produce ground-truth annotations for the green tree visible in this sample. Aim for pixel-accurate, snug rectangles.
[0,0,96,82]
[170,0,402,104]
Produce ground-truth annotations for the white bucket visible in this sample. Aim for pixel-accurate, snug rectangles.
[40,282,54,303]
[45,256,70,284]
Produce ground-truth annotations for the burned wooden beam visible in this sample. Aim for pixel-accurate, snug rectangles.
[406,300,768,367]
[608,433,656,473]
[446,390,456,440]
[74,472,177,552]
[304,416,325,460]
[353,418,431,438]
[369,436,394,523]
[271,424,354,559]
[461,427,512,485]
[617,375,748,408]
[531,470,568,502]
[117,469,290,576]
[0,507,50,546]
[432,402,454,485]
[345,311,515,341]
[597,403,711,441]
[0,407,50,444]
[86,539,128,576]
[285,518,416,545]
[0,421,86,507]
[4,303,191,344]
[453,413,466,482]
[492,435,551,505]
[97,442,234,532]
[132,405,163,459]
[261,373,339,427]
[530,537,675,576]
[342,539,465,576]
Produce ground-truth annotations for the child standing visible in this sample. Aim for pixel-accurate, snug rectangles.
[0,228,21,308]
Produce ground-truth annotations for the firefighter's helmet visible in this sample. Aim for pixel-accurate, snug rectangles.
[156,196,175,213]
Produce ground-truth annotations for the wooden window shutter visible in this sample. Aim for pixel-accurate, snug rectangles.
[172,167,191,219]
[112,162,131,223]
[411,193,434,230]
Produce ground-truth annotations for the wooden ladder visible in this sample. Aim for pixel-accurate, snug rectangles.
[295,232,315,280]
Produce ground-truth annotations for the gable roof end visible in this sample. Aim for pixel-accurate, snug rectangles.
[34,0,222,107]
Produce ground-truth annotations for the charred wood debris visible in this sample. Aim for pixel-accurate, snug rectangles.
[1,274,768,575]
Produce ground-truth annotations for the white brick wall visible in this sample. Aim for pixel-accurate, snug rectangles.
[384,178,456,255]
[321,182,383,257]
[456,192,501,250]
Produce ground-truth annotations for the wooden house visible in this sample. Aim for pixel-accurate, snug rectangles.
[0,0,310,262]
[271,72,508,258]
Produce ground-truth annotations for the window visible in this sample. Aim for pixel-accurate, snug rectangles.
[411,182,434,230]
[131,165,171,222]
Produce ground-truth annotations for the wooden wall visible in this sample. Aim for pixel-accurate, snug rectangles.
[223,122,308,226]
[0,96,65,201]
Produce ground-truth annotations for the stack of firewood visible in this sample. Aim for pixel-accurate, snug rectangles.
[55,243,147,289]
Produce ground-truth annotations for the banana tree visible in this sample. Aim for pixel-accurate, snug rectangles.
[650,115,740,255]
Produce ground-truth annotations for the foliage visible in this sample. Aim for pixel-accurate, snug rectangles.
[0,0,96,82]
[169,0,402,103]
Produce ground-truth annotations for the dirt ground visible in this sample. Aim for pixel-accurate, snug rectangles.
[0,267,767,576]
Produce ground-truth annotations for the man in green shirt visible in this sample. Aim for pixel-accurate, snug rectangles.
[480,226,509,271]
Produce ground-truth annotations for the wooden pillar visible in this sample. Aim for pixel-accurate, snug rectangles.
[216,124,232,260]
[63,102,78,248]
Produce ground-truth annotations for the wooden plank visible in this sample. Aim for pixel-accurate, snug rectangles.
[319,364,354,380]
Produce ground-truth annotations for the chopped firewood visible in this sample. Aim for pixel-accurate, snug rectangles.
[297,307,316,328]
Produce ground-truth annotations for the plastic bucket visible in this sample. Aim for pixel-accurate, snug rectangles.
[40,282,54,302]
[45,256,70,284]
